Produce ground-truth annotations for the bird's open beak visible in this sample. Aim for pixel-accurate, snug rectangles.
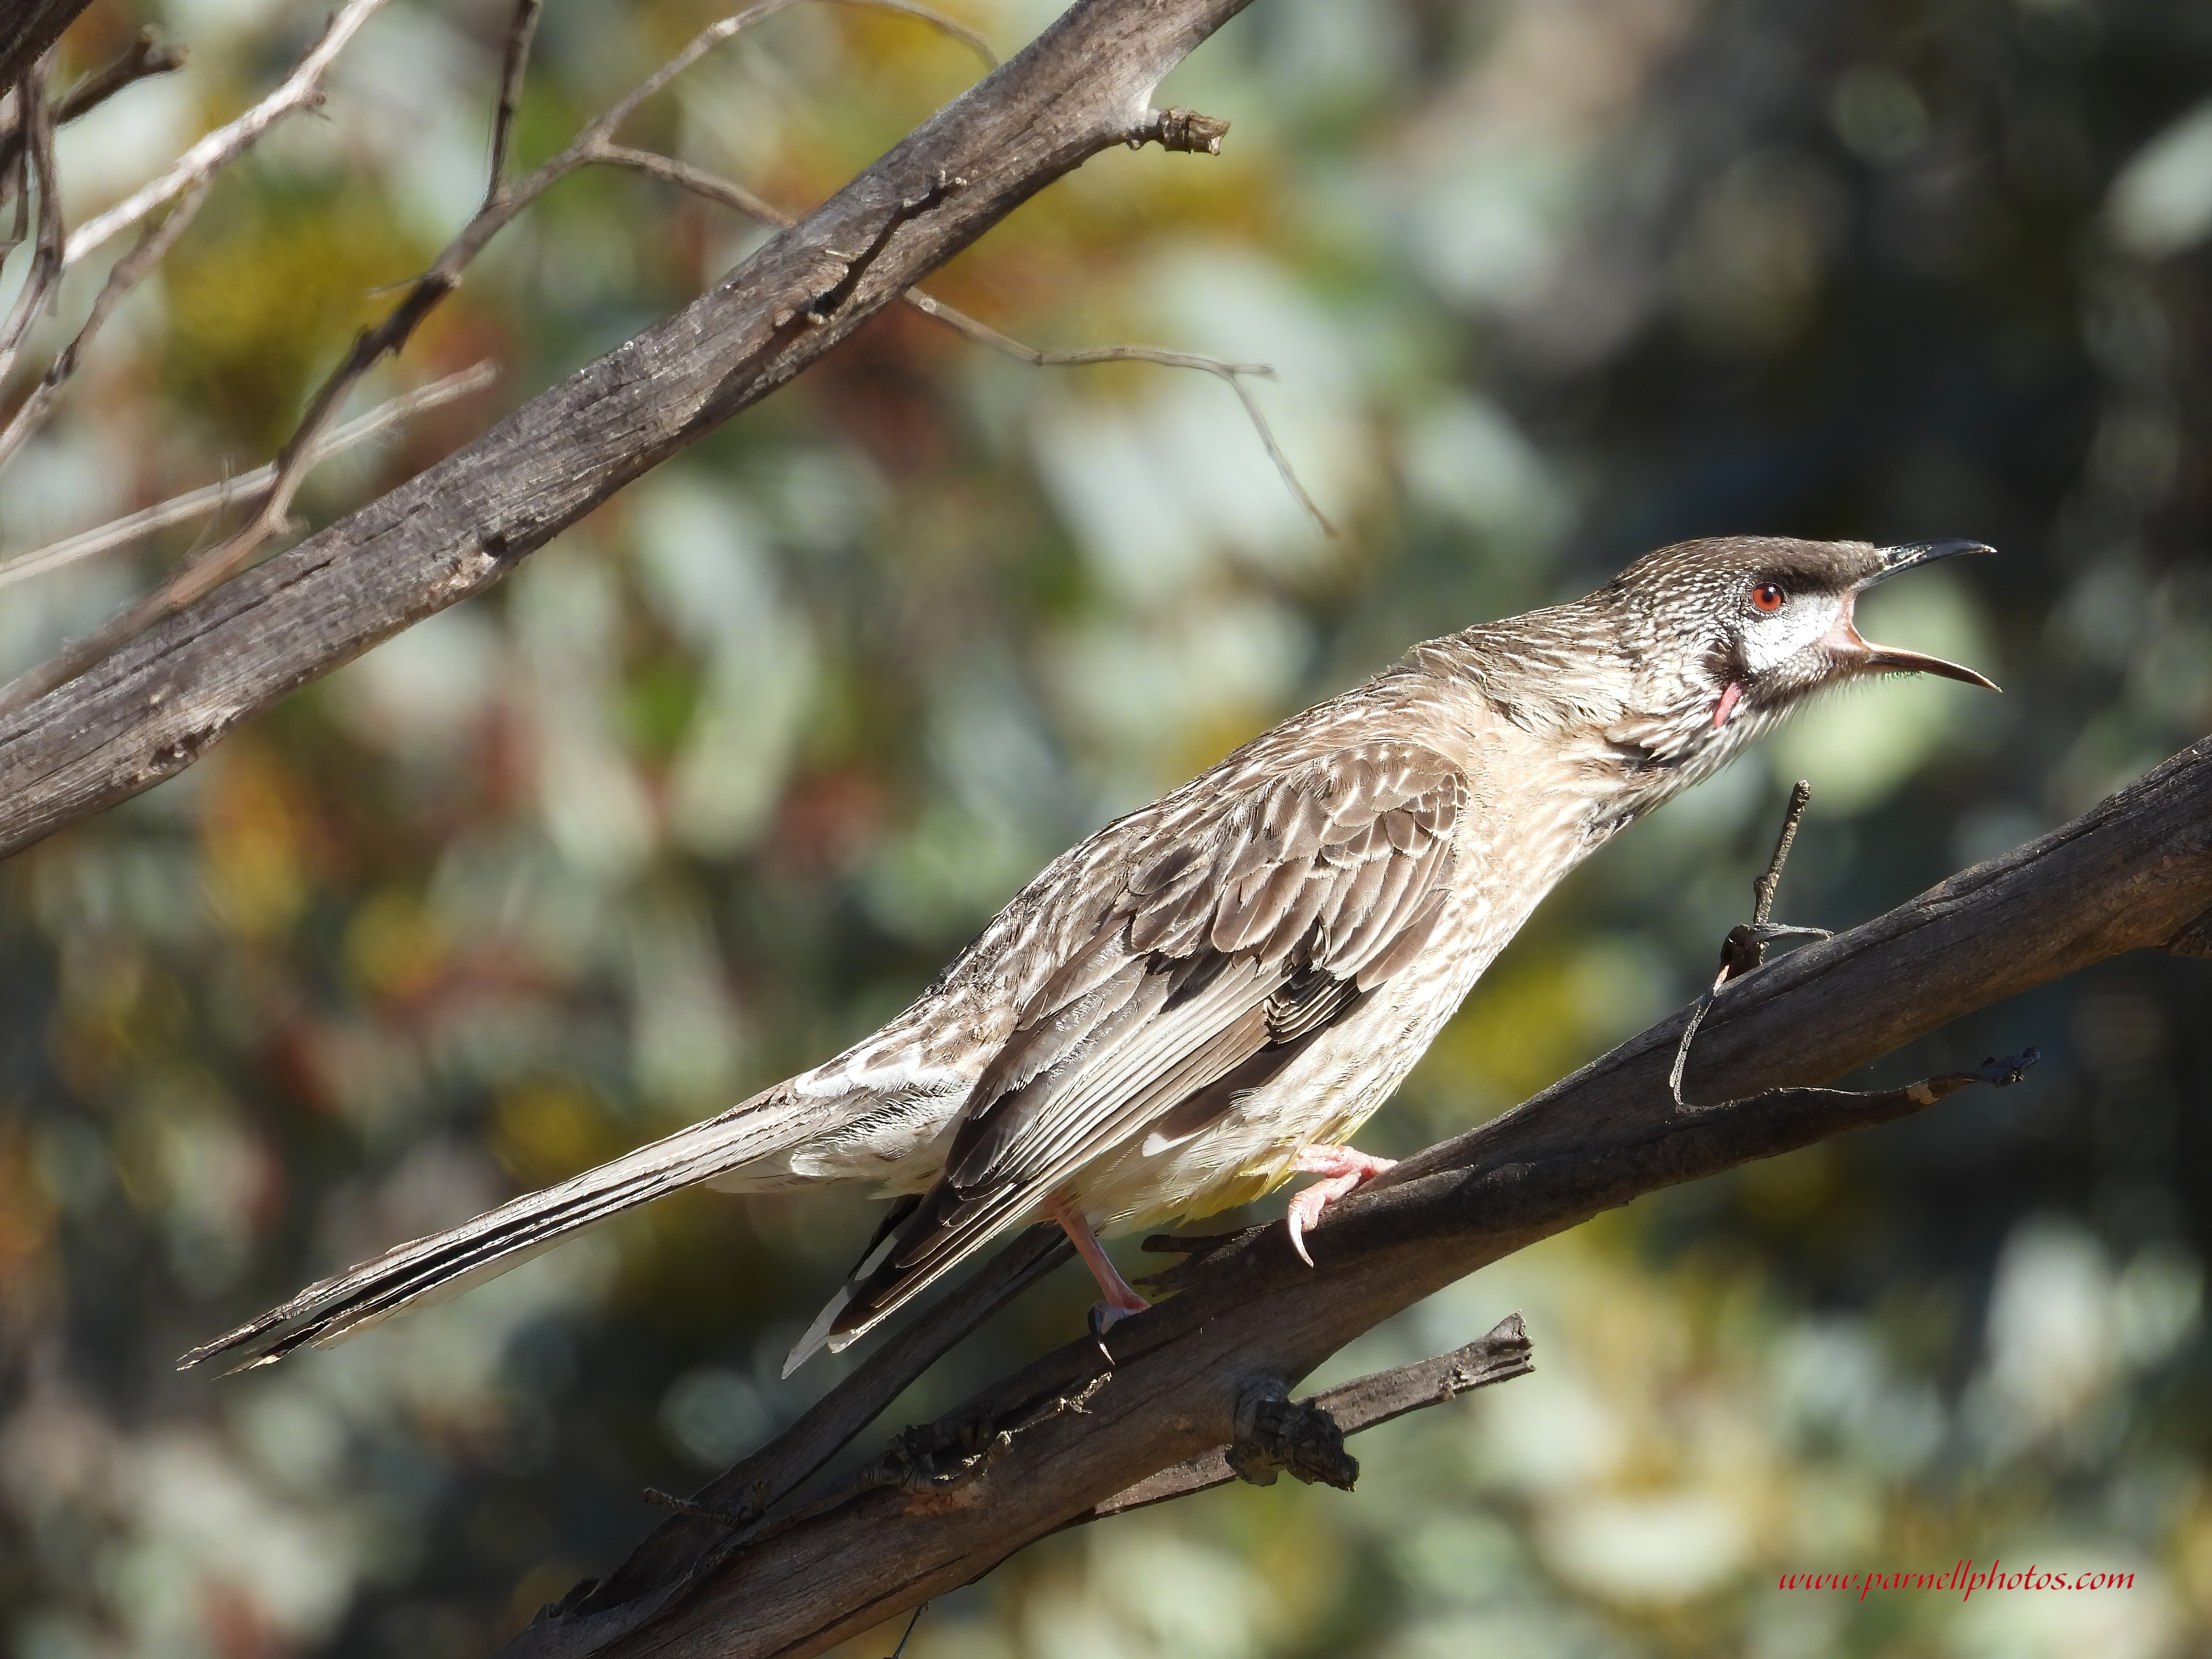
[1828,540,2001,690]
[1859,539,1997,589]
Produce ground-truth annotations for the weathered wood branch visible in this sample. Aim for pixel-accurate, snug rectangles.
[511,734,2209,1659]
[0,27,185,183]
[0,0,994,717]
[0,0,1256,856]
[1074,1312,1535,1521]
[0,363,499,589]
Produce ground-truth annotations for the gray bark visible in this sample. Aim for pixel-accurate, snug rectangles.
[0,0,1252,855]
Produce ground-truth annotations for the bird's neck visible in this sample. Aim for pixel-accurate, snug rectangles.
[1411,594,1777,833]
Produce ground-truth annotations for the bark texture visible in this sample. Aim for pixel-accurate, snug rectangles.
[0,0,1253,856]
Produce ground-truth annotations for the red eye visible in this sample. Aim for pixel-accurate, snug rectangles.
[1750,583,1787,613]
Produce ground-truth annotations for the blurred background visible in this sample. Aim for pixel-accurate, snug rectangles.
[1,0,2209,1653]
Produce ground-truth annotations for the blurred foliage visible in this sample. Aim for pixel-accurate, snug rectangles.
[1,0,2210,1655]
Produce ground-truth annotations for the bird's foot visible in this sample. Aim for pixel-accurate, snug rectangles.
[1046,1194,1151,1334]
[1286,1145,1397,1266]
[1670,781,1832,1108]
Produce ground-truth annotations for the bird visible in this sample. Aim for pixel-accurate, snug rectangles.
[180,534,1996,1378]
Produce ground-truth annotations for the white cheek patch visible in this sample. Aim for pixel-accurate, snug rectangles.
[1739,595,1842,674]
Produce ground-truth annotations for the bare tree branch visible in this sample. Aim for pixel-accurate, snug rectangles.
[0,27,186,186]
[0,167,214,472]
[0,0,995,720]
[902,286,1332,533]
[591,144,797,236]
[486,0,544,197]
[1,108,26,271]
[0,0,1259,856]
[593,143,1332,532]
[0,12,371,494]
[1,139,21,273]
[1071,1312,1534,1523]
[0,362,498,591]
[505,733,2211,1659]
[61,0,393,271]
[827,0,997,67]
[512,1226,1074,1651]
[0,56,61,388]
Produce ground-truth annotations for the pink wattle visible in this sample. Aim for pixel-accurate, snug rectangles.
[1712,680,1744,730]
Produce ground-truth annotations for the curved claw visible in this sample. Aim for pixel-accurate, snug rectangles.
[1088,1300,1142,1337]
[1286,1185,1332,1267]
[1284,1146,1396,1266]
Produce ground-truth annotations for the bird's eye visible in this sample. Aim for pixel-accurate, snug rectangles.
[1750,582,1787,614]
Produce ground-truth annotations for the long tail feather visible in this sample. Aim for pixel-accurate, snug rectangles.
[179,1082,816,1372]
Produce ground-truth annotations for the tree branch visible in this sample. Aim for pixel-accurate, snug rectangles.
[531,1225,1073,1652]
[0,27,186,187]
[60,0,394,271]
[0,165,215,472]
[0,0,996,720]
[485,0,544,198]
[0,0,1256,858]
[1071,1312,1535,1523]
[0,55,61,388]
[593,144,1331,532]
[505,735,2210,1659]
[0,362,498,591]
[0,7,381,526]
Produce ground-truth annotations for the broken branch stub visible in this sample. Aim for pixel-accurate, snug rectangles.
[1225,1383,1359,1491]
[1079,1313,1534,1521]
[1140,105,1231,153]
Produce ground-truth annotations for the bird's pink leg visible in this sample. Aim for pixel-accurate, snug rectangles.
[1044,1194,1150,1333]
[1286,1144,1397,1267]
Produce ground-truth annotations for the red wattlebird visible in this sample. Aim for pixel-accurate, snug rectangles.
[181,535,1995,1378]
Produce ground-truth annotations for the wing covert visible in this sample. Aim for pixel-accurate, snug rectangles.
[820,740,1467,1350]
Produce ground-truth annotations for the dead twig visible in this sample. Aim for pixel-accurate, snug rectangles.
[0,58,62,390]
[594,144,1334,534]
[1670,778,1832,1106]
[0,28,187,189]
[0,169,216,472]
[1,120,24,271]
[0,0,1253,854]
[62,0,394,271]
[0,10,373,481]
[0,362,498,591]
[1076,1314,1535,1520]
[486,0,544,198]
[820,0,997,69]
[591,143,788,225]
[904,289,1332,534]
[0,0,991,721]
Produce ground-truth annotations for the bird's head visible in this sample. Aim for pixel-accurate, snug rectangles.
[1605,534,1999,765]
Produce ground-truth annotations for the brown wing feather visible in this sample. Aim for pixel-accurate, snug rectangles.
[827,741,1467,1346]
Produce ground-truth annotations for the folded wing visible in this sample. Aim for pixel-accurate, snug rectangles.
[815,740,1464,1355]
